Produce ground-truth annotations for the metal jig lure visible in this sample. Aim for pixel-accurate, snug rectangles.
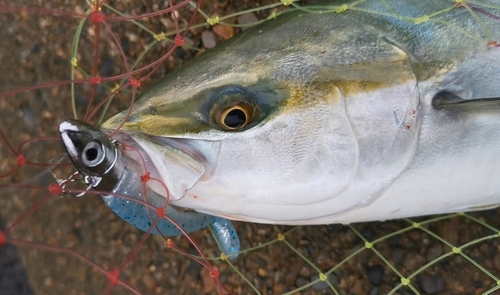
[58,119,240,257]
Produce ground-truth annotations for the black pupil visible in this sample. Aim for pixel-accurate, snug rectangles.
[85,147,99,162]
[224,109,246,128]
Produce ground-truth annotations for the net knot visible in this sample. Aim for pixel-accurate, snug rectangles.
[89,76,102,85]
[209,267,219,278]
[207,16,219,26]
[129,77,141,88]
[107,268,120,286]
[165,239,174,248]
[319,273,327,281]
[16,155,26,165]
[90,11,105,23]
[48,184,63,194]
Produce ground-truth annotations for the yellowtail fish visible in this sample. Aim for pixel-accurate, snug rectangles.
[100,0,500,225]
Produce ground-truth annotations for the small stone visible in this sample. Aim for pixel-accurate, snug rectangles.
[361,226,375,240]
[257,268,267,277]
[299,266,311,278]
[364,264,384,286]
[273,284,283,293]
[296,277,308,288]
[212,25,234,40]
[426,244,443,262]
[350,280,366,295]
[438,218,459,245]
[141,273,156,291]
[369,287,379,295]
[237,13,258,31]
[200,268,217,293]
[418,275,445,294]
[391,247,405,265]
[201,31,216,49]
[492,253,500,271]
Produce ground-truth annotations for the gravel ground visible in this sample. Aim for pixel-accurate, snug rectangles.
[1,1,500,295]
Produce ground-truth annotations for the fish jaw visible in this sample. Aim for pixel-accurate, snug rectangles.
[109,131,221,202]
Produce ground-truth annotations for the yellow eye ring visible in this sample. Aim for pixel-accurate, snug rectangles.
[216,102,255,131]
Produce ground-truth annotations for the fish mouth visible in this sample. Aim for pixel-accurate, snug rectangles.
[109,130,221,202]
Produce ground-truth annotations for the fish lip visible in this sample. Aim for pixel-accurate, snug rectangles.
[107,130,220,200]
[151,136,218,178]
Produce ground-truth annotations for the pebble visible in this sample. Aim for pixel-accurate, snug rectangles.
[200,268,217,293]
[212,25,234,40]
[237,12,258,31]
[426,244,443,262]
[350,280,366,295]
[201,30,216,49]
[296,277,308,288]
[364,264,384,286]
[299,266,311,278]
[438,218,459,245]
[418,274,445,294]
[99,57,114,77]
[391,247,405,265]
[361,226,375,240]
[141,273,157,291]
[492,253,500,271]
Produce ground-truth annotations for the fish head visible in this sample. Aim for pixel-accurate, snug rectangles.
[101,11,421,222]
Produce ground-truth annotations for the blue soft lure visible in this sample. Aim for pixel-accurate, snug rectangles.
[58,119,240,258]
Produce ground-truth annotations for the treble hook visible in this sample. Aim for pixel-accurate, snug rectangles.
[50,169,93,198]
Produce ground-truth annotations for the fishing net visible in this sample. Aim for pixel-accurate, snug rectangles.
[1,0,500,294]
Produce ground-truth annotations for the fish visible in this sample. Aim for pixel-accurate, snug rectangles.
[100,0,500,225]
[58,120,240,257]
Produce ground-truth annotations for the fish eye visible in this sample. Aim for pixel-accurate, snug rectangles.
[81,140,105,167]
[215,102,255,131]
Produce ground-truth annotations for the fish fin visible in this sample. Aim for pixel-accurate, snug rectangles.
[432,91,500,110]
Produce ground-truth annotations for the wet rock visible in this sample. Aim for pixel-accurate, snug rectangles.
[99,57,114,77]
[296,277,308,288]
[175,46,187,59]
[200,268,217,293]
[201,30,216,49]
[361,226,375,240]
[418,274,445,294]
[364,264,384,286]
[350,280,366,295]
[391,247,405,265]
[237,12,258,31]
[299,266,311,278]
[426,244,443,262]
[141,272,157,292]
[492,253,500,271]
[438,218,459,245]
[212,25,234,40]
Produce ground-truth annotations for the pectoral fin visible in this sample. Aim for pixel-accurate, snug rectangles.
[432,91,500,110]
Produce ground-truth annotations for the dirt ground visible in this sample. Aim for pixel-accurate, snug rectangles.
[1,1,500,295]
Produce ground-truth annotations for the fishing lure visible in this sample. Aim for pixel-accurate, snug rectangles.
[58,119,240,257]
